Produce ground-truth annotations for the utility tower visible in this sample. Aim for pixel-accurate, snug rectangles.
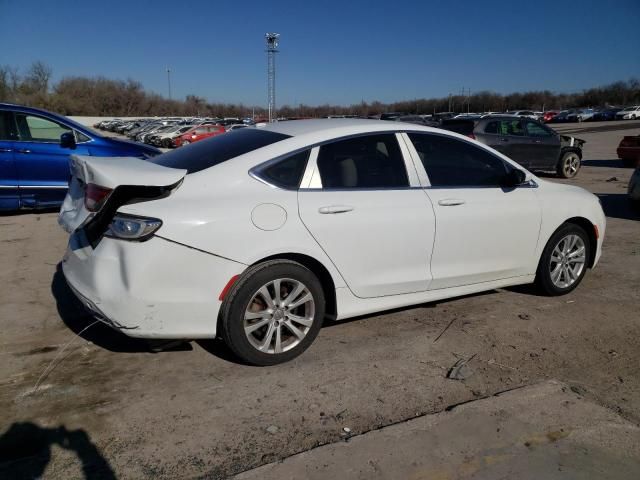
[265,33,280,122]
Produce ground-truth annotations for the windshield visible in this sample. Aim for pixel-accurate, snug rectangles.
[150,128,291,173]
[623,107,635,111]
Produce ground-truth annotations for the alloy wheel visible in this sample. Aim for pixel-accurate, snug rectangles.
[549,234,586,289]
[243,278,315,354]
[563,153,580,177]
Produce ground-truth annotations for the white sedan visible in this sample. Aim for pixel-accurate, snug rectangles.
[59,119,605,365]
[616,106,640,120]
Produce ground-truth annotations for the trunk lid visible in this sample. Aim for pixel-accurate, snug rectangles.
[59,154,186,235]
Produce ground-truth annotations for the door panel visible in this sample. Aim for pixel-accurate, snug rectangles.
[13,113,90,207]
[425,187,541,289]
[297,133,435,298]
[298,189,435,297]
[523,120,561,170]
[405,131,542,289]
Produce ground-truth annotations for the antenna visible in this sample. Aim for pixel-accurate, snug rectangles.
[265,33,280,122]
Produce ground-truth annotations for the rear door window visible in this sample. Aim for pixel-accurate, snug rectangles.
[316,134,409,189]
[492,119,524,136]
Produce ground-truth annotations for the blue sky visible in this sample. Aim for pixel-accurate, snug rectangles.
[1,0,638,106]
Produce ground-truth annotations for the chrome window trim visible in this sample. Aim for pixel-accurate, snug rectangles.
[0,184,69,189]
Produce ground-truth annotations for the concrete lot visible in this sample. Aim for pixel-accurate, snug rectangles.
[1,123,639,479]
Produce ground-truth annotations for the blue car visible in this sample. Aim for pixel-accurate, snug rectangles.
[0,103,161,211]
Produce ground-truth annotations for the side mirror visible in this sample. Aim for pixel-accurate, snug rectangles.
[502,169,527,188]
[60,132,77,150]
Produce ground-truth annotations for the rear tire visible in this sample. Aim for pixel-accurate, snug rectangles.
[535,223,591,296]
[557,151,581,178]
[220,260,326,366]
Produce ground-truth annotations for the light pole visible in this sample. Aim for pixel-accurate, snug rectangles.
[167,67,172,100]
[265,33,280,122]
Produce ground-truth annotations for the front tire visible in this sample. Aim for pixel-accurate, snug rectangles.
[535,223,590,296]
[220,260,326,365]
[557,151,581,178]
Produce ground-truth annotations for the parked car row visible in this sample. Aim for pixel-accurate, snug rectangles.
[543,106,640,123]
[94,116,254,148]
[400,106,640,124]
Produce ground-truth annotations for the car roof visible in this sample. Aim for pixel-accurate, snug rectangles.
[0,102,94,134]
[256,118,428,137]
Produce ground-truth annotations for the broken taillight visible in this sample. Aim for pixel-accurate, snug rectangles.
[84,183,113,212]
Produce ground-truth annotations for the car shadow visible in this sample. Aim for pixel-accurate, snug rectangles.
[51,265,191,354]
[0,207,60,217]
[596,193,639,221]
[0,422,116,479]
[582,158,628,168]
[196,339,254,365]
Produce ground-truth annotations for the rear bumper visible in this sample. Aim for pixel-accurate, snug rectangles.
[62,233,246,339]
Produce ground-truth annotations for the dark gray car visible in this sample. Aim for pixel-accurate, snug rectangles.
[441,115,585,178]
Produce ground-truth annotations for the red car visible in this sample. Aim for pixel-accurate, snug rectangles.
[617,135,640,167]
[543,111,559,123]
[173,124,225,147]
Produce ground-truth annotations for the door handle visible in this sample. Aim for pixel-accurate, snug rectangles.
[16,149,31,154]
[500,138,509,142]
[318,205,354,214]
[0,148,12,153]
[533,140,542,143]
[438,198,465,206]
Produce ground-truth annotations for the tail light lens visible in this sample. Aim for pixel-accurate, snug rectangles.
[105,214,162,241]
[84,184,113,212]
[467,133,476,140]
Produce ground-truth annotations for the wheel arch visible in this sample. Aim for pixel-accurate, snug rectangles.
[553,217,598,268]
[559,146,582,159]
[243,253,338,321]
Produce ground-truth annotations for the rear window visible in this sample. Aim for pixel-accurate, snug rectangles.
[151,128,290,173]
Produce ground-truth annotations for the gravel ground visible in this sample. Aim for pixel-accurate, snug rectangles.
[1,124,639,479]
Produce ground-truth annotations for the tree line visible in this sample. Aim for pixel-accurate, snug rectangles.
[1,61,639,118]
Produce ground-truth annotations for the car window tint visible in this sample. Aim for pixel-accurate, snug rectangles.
[0,111,13,140]
[525,121,552,137]
[408,133,509,187]
[497,120,524,136]
[316,134,408,189]
[256,150,310,189]
[151,128,291,174]
[15,113,71,142]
